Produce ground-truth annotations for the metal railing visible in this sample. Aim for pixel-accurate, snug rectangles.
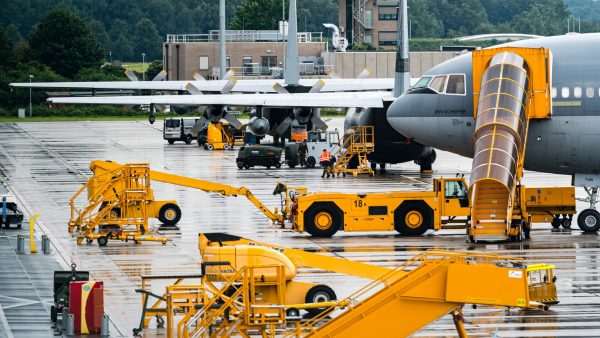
[166,31,324,43]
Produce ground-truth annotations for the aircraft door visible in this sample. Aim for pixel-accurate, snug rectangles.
[442,180,469,217]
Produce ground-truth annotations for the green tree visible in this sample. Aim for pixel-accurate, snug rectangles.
[134,18,163,60]
[0,25,16,69]
[28,9,103,78]
[145,60,164,81]
[231,0,288,30]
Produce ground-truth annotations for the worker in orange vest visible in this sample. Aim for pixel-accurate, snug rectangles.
[319,149,333,178]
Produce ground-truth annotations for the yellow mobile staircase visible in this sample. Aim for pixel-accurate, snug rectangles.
[469,48,553,241]
[332,126,375,177]
[164,233,558,338]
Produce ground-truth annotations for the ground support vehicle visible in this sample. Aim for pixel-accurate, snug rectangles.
[69,160,285,246]
[237,145,282,169]
[0,190,24,228]
[201,122,243,150]
[163,117,199,144]
[281,177,576,238]
[285,130,340,168]
[68,161,181,246]
[149,233,558,338]
[50,263,89,324]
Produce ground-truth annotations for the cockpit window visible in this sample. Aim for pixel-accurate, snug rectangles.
[446,74,466,95]
[412,76,432,89]
[429,75,447,93]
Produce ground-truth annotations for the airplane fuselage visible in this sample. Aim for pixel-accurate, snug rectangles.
[387,33,600,175]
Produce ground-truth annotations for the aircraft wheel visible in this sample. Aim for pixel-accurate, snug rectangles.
[305,285,336,315]
[307,156,316,168]
[578,209,600,232]
[167,139,175,145]
[304,203,342,237]
[394,202,432,236]
[149,115,156,124]
[158,203,182,226]
[185,135,192,144]
[288,161,297,168]
[97,236,108,247]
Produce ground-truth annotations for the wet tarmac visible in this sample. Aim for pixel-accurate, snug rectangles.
[0,118,598,337]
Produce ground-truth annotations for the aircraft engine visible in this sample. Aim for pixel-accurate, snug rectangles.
[206,105,225,123]
[292,107,313,124]
[248,117,270,136]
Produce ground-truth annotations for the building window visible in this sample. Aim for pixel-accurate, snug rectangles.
[574,86,582,98]
[199,56,208,70]
[561,87,570,98]
[379,13,397,20]
[242,56,253,74]
[586,86,595,98]
[261,56,277,74]
[378,31,397,46]
[364,9,373,29]
[364,34,373,45]
[226,57,230,70]
[551,87,557,99]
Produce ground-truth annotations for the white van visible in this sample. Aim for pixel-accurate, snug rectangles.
[163,117,199,144]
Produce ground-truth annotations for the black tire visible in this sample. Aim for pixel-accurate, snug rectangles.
[185,135,192,144]
[305,285,336,315]
[275,162,281,169]
[237,161,244,169]
[167,139,175,144]
[551,217,561,229]
[50,305,57,322]
[304,202,342,237]
[86,238,93,245]
[578,209,600,232]
[394,201,432,236]
[307,156,316,168]
[16,223,22,229]
[266,165,271,169]
[158,203,182,226]
[288,161,297,168]
[561,217,572,229]
[97,236,108,247]
[244,164,250,169]
[149,115,156,124]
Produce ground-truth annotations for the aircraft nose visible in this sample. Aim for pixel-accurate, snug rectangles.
[386,94,416,138]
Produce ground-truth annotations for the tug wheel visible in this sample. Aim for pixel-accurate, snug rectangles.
[304,202,342,237]
[394,201,432,236]
[97,236,108,247]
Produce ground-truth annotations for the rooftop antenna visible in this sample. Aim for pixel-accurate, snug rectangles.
[219,0,226,79]
[393,0,409,97]
[284,0,300,86]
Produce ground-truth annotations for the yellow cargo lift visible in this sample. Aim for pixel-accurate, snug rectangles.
[469,47,554,241]
[146,233,558,338]
[332,126,375,177]
[69,160,284,246]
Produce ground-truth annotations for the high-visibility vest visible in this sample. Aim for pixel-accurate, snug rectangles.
[319,151,331,162]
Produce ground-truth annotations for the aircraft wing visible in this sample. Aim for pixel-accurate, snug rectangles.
[11,78,412,93]
[47,92,389,108]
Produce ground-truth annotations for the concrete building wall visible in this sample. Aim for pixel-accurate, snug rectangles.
[164,42,325,80]
[329,51,458,78]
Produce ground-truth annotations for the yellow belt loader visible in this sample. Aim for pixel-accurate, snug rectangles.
[161,232,559,338]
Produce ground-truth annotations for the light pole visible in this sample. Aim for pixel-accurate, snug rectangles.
[29,75,33,118]
[142,53,146,81]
